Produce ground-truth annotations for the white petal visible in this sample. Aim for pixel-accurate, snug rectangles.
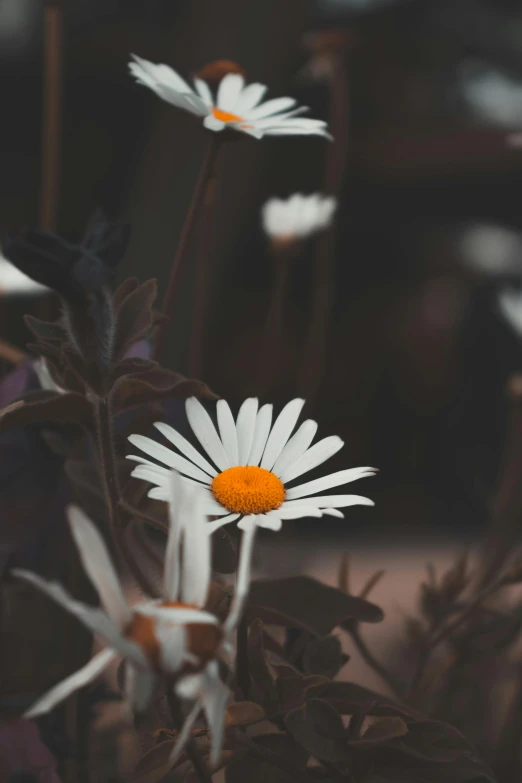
[235,398,258,465]
[154,422,217,477]
[186,398,230,472]
[263,126,333,140]
[67,506,131,628]
[236,514,257,532]
[25,649,116,719]
[203,114,226,132]
[235,82,268,114]
[206,514,241,533]
[126,664,156,713]
[134,604,219,625]
[255,516,283,531]
[269,505,322,519]
[13,570,147,666]
[180,489,211,607]
[217,400,239,466]
[128,434,212,483]
[271,420,318,478]
[282,494,375,509]
[164,473,183,601]
[216,73,245,111]
[286,467,376,500]
[322,509,344,518]
[193,77,213,106]
[157,623,187,674]
[169,699,202,765]
[129,55,193,94]
[224,522,257,634]
[247,404,273,465]
[280,435,343,484]
[129,460,171,483]
[176,672,205,701]
[261,399,305,470]
[246,96,297,120]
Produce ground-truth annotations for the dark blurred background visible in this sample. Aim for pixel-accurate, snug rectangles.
[2,0,522,545]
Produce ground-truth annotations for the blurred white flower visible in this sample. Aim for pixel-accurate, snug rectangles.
[14,477,256,767]
[499,287,522,339]
[262,193,337,244]
[459,224,522,276]
[460,61,522,128]
[0,253,48,296]
[129,55,332,141]
[128,396,375,533]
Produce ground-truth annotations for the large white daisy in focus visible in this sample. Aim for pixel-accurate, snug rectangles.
[129,54,332,141]
[128,397,375,533]
[13,478,256,767]
[262,193,337,243]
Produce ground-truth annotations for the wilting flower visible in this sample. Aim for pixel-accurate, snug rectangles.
[129,55,332,140]
[128,397,375,532]
[0,252,48,296]
[498,287,522,339]
[262,193,337,244]
[14,478,256,766]
[2,210,130,303]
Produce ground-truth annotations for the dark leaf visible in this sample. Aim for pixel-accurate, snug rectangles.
[108,357,159,386]
[440,553,470,603]
[349,716,409,746]
[247,576,383,636]
[315,681,424,721]
[225,701,265,727]
[113,279,159,360]
[301,635,349,678]
[225,751,298,783]
[285,699,349,767]
[24,314,66,342]
[0,391,93,431]
[113,276,140,311]
[111,373,214,413]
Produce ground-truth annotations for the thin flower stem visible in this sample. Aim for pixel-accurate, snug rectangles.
[257,251,291,394]
[297,53,349,409]
[153,135,222,362]
[94,398,157,597]
[165,687,213,783]
[237,617,250,700]
[347,625,403,699]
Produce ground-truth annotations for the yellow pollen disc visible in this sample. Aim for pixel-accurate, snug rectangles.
[212,106,244,124]
[125,601,222,672]
[211,465,285,515]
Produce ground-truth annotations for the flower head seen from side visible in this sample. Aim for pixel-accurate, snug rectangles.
[498,286,522,339]
[128,396,376,533]
[13,478,256,767]
[129,54,332,140]
[262,193,337,246]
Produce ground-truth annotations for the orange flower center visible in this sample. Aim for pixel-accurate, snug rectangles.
[211,465,285,515]
[125,601,222,672]
[212,107,244,124]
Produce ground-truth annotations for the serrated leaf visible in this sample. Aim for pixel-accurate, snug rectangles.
[0,391,93,431]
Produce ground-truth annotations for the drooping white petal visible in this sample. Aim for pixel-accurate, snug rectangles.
[262,126,333,140]
[180,488,211,608]
[154,422,218,477]
[282,494,375,509]
[168,698,202,765]
[271,420,318,478]
[280,435,344,484]
[216,73,245,111]
[67,506,131,628]
[286,467,376,500]
[134,604,219,626]
[245,96,297,120]
[128,460,171,484]
[203,114,226,132]
[186,398,230,472]
[125,664,156,713]
[235,82,268,114]
[247,404,273,465]
[128,434,212,483]
[201,662,229,767]
[155,85,209,115]
[129,55,193,94]
[25,648,117,719]
[13,570,147,666]
[223,520,257,634]
[206,513,241,533]
[156,622,187,674]
[217,400,239,466]
[235,398,258,465]
[261,398,305,470]
[193,77,214,107]
[255,515,283,531]
[163,473,183,601]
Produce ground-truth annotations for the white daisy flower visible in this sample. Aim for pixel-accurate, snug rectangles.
[13,477,256,767]
[128,54,332,141]
[262,193,337,244]
[127,396,375,533]
[498,287,522,339]
[0,252,48,296]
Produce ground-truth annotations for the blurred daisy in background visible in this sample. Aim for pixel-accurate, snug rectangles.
[498,287,522,339]
[129,55,332,140]
[14,478,256,766]
[128,396,375,533]
[0,251,48,296]
[262,193,337,246]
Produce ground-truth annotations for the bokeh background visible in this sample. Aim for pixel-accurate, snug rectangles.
[2,0,522,565]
